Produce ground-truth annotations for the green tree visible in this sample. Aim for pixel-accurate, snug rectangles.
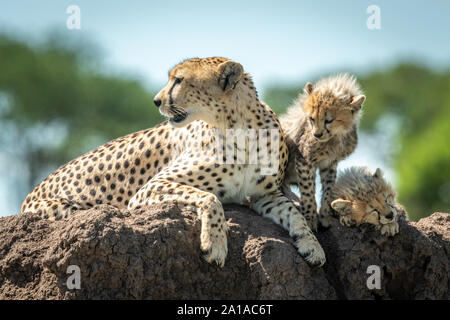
[396,107,450,220]
[1,31,448,220]
[263,63,450,220]
[0,34,163,208]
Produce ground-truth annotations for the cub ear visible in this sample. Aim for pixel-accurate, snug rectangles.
[304,82,314,95]
[218,61,244,91]
[350,95,366,112]
[373,168,383,179]
[331,199,352,215]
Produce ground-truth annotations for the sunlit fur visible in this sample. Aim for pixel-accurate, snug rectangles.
[330,167,400,236]
[282,73,365,143]
[154,57,253,130]
[21,57,327,268]
[280,73,365,229]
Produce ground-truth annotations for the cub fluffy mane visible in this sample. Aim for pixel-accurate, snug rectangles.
[333,166,395,200]
[280,73,363,137]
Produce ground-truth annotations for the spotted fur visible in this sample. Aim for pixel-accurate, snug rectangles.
[330,167,400,236]
[280,73,365,229]
[21,57,325,267]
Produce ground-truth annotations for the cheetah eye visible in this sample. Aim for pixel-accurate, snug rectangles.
[174,77,183,85]
[325,118,334,124]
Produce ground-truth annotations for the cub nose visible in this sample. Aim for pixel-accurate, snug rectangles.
[386,212,394,220]
[154,98,162,108]
[314,132,323,138]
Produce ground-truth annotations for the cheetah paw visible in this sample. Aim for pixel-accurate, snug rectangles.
[294,236,326,267]
[318,206,336,229]
[339,215,356,227]
[318,214,335,229]
[380,221,399,237]
[200,232,228,268]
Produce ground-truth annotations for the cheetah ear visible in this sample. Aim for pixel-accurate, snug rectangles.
[331,199,352,215]
[304,82,314,95]
[218,61,244,92]
[373,168,383,179]
[350,95,366,111]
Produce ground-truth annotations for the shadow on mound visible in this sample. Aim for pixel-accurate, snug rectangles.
[0,203,448,299]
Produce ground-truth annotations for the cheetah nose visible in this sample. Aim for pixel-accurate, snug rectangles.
[314,132,323,138]
[154,98,162,108]
[386,212,394,220]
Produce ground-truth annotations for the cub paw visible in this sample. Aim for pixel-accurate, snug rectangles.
[318,214,334,229]
[380,221,399,237]
[318,205,336,228]
[339,215,356,227]
[294,235,326,267]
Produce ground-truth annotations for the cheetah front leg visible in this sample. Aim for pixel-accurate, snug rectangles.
[128,178,228,267]
[250,190,325,267]
[318,162,337,228]
[295,155,318,231]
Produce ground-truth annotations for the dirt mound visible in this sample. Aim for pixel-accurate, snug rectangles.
[0,203,448,299]
[318,209,450,299]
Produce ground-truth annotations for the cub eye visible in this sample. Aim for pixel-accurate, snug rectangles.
[309,117,315,123]
[325,118,334,124]
[174,78,183,85]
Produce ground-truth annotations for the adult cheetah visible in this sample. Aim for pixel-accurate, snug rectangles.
[21,57,325,267]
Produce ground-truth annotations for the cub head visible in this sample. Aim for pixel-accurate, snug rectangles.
[153,57,245,127]
[330,167,398,227]
[302,73,365,142]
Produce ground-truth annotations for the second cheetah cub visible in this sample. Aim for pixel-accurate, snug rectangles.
[280,73,365,229]
[330,167,400,236]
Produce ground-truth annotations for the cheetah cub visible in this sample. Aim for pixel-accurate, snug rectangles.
[330,167,399,236]
[280,73,365,229]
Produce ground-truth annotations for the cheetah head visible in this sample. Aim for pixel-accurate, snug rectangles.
[153,57,244,128]
[302,74,365,142]
[330,167,398,227]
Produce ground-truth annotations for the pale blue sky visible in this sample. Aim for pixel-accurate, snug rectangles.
[1,0,449,89]
[0,1,449,215]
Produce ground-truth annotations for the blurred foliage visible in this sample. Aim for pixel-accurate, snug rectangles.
[0,33,448,220]
[0,33,163,200]
[263,64,450,220]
